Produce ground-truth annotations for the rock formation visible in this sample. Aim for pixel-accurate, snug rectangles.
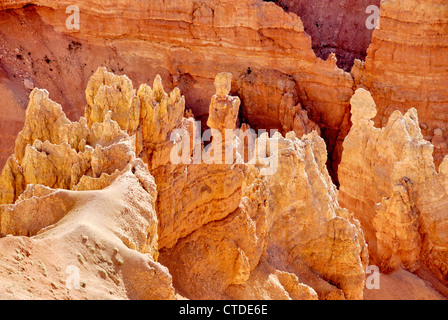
[0,169,176,299]
[0,0,447,301]
[238,70,321,138]
[1,0,446,180]
[160,124,368,300]
[357,0,448,167]
[339,88,448,288]
[0,0,355,181]
[0,69,369,300]
[267,0,382,71]
[0,78,175,299]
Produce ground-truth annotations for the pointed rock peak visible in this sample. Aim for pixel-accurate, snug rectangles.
[153,74,166,102]
[169,87,181,104]
[104,110,113,122]
[29,88,49,102]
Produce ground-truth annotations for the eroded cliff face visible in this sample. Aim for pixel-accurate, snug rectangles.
[268,0,381,71]
[0,0,447,301]
[0,81,175,299]
[357,0,448,167]
[1,0,447,180]
[0,0,355,182]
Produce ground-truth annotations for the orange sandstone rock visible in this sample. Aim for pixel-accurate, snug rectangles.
[360,0,448,166]
[0,70,367,300]
[339,88,448,289]
[0,0,355,179]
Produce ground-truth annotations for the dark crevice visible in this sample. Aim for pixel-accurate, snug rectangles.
[264,0,381,71]
[21,4,35,9]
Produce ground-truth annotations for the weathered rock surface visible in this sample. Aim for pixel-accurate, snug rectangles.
[160,129,368,300]
[339,88,448,289]
[0,81,175,298]
[1,0,447,189]
[0,0,447,301]
[0,0,355,182]
[359,0,448,167]
[0,69,369,300]
[269,0,382,71]
[0,170,176,300]
[0,88,135,205]
[238,70,320,138]
[158,73,368,300]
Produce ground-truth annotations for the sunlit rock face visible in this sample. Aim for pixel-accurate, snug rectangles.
[339,89,448,290]
[0,69,368,300]
[359,0,448,168]
[0,0,355,183]
[0,0,447,301]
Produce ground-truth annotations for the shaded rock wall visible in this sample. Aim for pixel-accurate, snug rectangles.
[269,0,381,71]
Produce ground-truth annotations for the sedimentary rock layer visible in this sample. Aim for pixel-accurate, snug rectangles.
[358,0,448,166]
[0,0,355,180]
[269,0,381,71]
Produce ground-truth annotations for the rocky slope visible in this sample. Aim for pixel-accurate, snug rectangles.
[268,0,381,71]
[0,0,447,301]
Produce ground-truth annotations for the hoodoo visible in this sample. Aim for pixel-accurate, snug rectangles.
[0,0,447,301]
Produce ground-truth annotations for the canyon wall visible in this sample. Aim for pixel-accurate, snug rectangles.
[1,0,447,180]
[269,0,381,71]
[0,0,355,179]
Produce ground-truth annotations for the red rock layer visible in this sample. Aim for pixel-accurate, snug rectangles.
[0,0,355,180]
